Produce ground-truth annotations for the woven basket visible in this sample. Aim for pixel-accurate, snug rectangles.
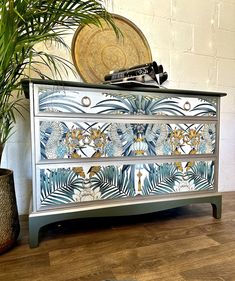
[0,168,20,254]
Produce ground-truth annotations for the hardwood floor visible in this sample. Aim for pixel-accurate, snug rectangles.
[0,192,235,281]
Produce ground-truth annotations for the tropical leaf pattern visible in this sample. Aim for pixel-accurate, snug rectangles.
[185,161,214,190]
[39,121,216,160]
[90,166,135,199]
[37,86,217,209]
[39,88,87,113]
[142,164,182,195]
[40,160,215,208]
[93,95,184,116]
[40,168,83,206]
[37,87,217,117]
[190,102,216,116]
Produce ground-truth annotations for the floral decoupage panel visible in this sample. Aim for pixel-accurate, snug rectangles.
[40,120,216,160]
[39,160,214,208]
[38,87,217,117]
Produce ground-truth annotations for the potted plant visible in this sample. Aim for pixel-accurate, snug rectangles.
[0,0,117,253]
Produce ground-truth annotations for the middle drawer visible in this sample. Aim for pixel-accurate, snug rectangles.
[36,118,217,162]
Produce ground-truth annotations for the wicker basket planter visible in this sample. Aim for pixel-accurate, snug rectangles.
[0,168,20,254]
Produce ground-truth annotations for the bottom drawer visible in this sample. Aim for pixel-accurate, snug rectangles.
[37,160,215,210]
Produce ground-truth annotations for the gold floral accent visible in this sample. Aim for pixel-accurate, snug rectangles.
[76,129,84,141]
[89,128,107,152]
[92,151,102,158]
[70,153,85,177]
[137,170,143,192]
[71,151,81,159]
[71,129,77,139]
[188,129,198,139]
[87,151,102,177]
[186,129,201,151]
[173,148,183,172]
[73,167,85,177]
[185,148,197,171]
[189,147,197,155]
[88,166,101,177]
[171,129,184,140]
[135,136,144,142]
[90,128,105,140]
[170,129,184,151]
[175,161,183,172]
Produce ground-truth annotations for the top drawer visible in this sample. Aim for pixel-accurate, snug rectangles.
[34,84,218,117]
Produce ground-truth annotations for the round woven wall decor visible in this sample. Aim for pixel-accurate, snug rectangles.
[71,14,152,83]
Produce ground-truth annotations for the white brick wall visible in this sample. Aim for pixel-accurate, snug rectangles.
[216,29,235,58]
[170,52,217,85]
[3,0,235,214]
[218,1,235,31]
[171,21,193,51]
[108,0,235,194]
[172,0,216,26]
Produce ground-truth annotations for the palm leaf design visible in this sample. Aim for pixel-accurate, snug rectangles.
[190,102,216,116]
[0,0,118,145]
[39,89,87,113]
[142,163,182,195]
[90,166,135,199]
[40,168,83,206]
[94,95,184,116]
[185,161,214,190]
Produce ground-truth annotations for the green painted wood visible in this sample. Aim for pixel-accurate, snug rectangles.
[29,194,222,248]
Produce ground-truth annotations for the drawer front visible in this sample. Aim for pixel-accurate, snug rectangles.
[38,119,216,160]
[36,85,217,117]
[37,160,215,210]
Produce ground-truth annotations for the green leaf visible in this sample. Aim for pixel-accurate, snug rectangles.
[142,163,182,195]
[186,161,214,191]
[0,0,119,145]
[40,168,83,206]
[90,166,135,199]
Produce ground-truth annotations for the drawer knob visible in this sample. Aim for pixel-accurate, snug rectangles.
[81,96,91,107]
[183,101,191,111]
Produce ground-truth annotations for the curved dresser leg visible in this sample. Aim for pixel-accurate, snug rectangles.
[29,217,41,248]
[211,195,222,219]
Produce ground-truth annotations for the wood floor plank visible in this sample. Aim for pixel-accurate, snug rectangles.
[0,192,235,281]
[181,257,235,281]
[0,253,50,280]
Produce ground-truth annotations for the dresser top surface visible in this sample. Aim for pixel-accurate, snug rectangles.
[21,78,227,98]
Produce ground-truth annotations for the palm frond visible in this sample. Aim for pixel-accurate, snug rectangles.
[186,161,214,190]
[142,163,182,195]
[38,88,87,113]
[40,168,83,206]
[190,103,216,116]
[94,95,185,116]
[0,0,118,147]
[90,166,135,199]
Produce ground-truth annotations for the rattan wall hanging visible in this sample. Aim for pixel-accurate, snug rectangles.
[71,14,152,83]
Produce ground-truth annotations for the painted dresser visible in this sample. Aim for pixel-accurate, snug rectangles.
[22,79,226,247]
